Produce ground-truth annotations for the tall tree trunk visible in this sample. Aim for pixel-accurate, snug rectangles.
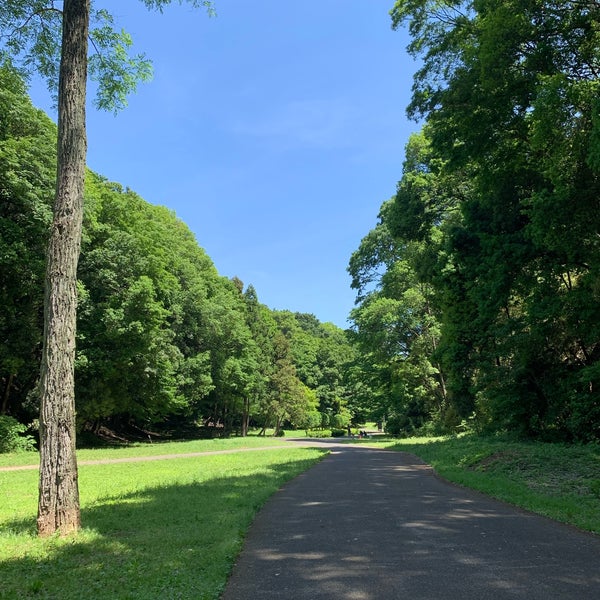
[273,415,282,437]
[1,373,14,414]
[241,397,250,437]
[37,0,89,537]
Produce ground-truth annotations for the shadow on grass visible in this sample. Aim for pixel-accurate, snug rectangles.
[1,452,327,600]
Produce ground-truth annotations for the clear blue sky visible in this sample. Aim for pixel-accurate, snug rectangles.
[29,0,416,329]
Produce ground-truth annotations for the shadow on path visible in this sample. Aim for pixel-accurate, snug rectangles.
[222,445,600,600]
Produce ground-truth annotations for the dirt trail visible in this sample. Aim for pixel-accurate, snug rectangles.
[0,438,350,472]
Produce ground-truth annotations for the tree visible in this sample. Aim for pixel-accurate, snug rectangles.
[35,0,90,538]
[239,285,277,436]
[75,175,219,429]
[0,0,214,536]
[265,333,314,436]
[390,0,600,439]
[270,310,357,424]
[0,64,55,419]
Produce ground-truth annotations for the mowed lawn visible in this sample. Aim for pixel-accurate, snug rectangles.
[0,443,327,599]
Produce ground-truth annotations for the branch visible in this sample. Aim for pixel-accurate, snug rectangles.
[5,6,62,42]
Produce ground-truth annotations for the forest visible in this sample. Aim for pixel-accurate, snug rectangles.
[2,0,600,450]
[0,64,357,443]
[349,0,600,442]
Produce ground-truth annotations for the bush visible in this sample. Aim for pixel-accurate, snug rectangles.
[385,414,418,437]
[331,409,351,429]
[306,429,331,438]
[300,410,322,435]
[331,428,346,437]
[0,416,36,453]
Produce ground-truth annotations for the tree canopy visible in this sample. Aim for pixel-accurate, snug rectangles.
[0,64,356,442]
[349,0,600,441]
[1,0,218,536]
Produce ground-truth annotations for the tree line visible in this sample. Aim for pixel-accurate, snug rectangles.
[0,64,356,440]
[348,0,600,442]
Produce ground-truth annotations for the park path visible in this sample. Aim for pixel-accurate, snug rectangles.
[222,442,600,600]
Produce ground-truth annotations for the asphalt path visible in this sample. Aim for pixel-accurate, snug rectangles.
[222,441,600,600]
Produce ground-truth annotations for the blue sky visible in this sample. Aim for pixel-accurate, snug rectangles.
[30,0,417,329]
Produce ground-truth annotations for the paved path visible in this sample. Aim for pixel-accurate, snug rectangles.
[222,443,600,600]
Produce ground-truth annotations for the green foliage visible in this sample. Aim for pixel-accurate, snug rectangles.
[141,0,215,16]
[88,12,153,113]
[350,0,600,441]
[0,415,35,453]
[0,62,55,420]
[330,410,351,429]
[348,183,453,434]
[300,410,322,435]
[272,310,356,423]
[75,175,219,425]
[0,70,354,439]
[305,428,332,438]
[0,2,213,111]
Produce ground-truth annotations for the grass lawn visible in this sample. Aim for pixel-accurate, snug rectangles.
[0,443,327,599]
[0,436,299,469]
[371,434,600,535]
[3,432,598,598]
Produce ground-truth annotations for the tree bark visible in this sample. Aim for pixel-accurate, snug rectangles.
[37,0,89,537]
[1,373,14,415]
[241,397,250,437]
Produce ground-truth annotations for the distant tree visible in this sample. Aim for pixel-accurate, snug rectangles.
[299,409,321,436]
[239,284,277,436]
[257,332,309,436]
[273,311,356,419]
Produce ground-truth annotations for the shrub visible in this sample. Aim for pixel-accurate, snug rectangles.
[307,429,331,438]
[331,428,346,437]
[0,415,36,453]
[300,410,322,435]
[331,408,351,429]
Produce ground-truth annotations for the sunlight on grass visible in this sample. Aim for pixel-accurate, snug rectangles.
[3,433,598,597]
[0,446,327,599]
[0,435,295,469]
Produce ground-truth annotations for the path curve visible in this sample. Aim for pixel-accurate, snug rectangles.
[222,443,600,600]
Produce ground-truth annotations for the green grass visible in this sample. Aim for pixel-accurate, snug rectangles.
[4,432,598,597]
[0,444,327,599]
[374,434,600,534]
[0,436,297,469]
